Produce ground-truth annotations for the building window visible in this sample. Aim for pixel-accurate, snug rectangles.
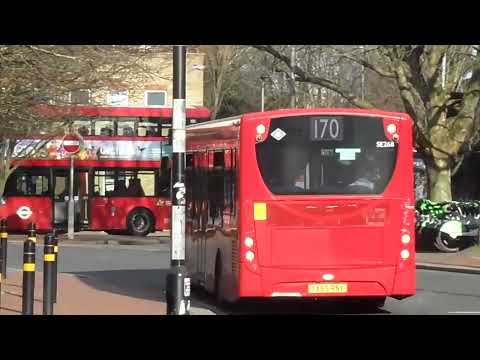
[107,90,129,106]
[70,90,91,104]
[145,91,167,107]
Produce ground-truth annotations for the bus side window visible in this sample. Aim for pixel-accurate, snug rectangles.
[185,153,194,219]
[208,151,225,226]
[158,156,171,197]
[224,149,236,218]
[6,171,50,196]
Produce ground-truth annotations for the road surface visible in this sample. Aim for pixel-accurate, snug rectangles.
[5,241,480,314]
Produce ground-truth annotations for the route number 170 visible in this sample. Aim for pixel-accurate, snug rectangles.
[311,117,344,141]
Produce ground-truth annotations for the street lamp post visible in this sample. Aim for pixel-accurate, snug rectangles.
[165,45,190,315]
[290,45,296,108]
[260,76,268,112]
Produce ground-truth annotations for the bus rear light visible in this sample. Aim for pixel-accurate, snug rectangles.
[244,237,254,248]
[401,233,411,244]
[245,250,255,262]
[400,249,410,259]
[387,123,397,134]
[256,124,266,135]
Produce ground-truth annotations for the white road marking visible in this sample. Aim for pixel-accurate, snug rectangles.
[448,311,480,314]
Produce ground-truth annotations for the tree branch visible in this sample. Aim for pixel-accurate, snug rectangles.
[25,45,78,60]
[252,45,376,109]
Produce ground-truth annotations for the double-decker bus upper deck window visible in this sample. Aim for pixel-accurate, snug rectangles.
[117,117,136,136]
[255,115,398,195]
[138,117,160,137]
[73,118,93,136]
[94,117,114,136]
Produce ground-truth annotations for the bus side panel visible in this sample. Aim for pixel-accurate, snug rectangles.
[0,197,52,232]
[89,197,169,231]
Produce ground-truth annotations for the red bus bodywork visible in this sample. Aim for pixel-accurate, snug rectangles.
[0,106,210,234]
[185,108,415,303]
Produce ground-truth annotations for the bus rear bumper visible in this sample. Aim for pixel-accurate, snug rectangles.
[239,265,414,298]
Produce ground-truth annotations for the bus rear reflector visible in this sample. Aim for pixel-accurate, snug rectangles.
[254,202,267,221]
[271,292,302,297]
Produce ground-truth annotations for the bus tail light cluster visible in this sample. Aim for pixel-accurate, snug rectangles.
[385,122,400,142]
[255,122,270,143]
[243,234,259,273]
[400,229,412,260]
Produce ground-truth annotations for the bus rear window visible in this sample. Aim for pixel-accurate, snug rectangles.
[255,115,398,195]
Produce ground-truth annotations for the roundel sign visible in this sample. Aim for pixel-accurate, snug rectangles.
[17,206,32,220]
[62,133,82,154]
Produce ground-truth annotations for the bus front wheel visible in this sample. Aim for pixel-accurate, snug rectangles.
[127,209,153,237]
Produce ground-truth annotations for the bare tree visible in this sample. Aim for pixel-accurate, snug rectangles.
[253,45,480,202]
[201,45,248,119]
[0,45,164,197]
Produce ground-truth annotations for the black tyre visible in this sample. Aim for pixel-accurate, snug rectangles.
[434,231,460,253]
[354,297,386,310]
[127,208,153,236]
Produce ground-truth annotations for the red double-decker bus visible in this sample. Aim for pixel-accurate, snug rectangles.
[0,106,210,235]
[185,108,415,306]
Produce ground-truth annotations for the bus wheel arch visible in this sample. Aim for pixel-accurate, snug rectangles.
[127,207,155,236]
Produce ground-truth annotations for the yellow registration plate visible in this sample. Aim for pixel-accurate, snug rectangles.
[308,283,348,294]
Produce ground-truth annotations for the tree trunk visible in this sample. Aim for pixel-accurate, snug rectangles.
[0,172,7,198]
[426,160,452,202]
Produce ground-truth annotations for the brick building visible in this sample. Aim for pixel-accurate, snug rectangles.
[68,51,205,109]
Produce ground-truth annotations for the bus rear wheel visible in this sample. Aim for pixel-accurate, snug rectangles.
[127,209,153,237]
[353,297,386,310]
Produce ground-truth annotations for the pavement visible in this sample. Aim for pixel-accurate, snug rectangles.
[0,269,214,316]
[416,244,480,274]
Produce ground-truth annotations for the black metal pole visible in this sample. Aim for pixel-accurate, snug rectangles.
[43,233,55,315]
[1,218,7,280]
[52,230,58,304]
[166,45,191,315]
[22,223,36,315]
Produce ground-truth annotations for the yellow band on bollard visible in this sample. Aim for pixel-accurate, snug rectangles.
[23,263,35,272]
[1,232,8,238]
[54,246,59,253]
[27,237,36,242]
[44,254,55,262]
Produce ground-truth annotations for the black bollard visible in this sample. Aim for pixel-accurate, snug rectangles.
[22,223,36,315]
[43,233,55,315]
[0,219,5,310]
[1,219,7,280]
[52,230,58,304]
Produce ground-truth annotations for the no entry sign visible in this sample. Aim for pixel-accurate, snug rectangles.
[62,134,82,154]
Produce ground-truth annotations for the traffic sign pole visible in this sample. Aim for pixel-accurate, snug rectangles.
[68,155,74,240]
[166,45,190,315]
[61,134,81,240]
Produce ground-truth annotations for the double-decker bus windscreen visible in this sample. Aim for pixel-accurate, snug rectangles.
[256,115,398,195]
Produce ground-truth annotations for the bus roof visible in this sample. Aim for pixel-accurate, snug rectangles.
[241,108,410,121]
[38,105,211,119]
[187,108,410,131]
